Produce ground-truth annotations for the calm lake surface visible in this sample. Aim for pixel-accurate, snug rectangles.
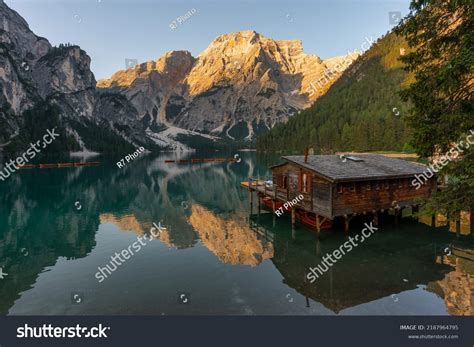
[0,152,472,315]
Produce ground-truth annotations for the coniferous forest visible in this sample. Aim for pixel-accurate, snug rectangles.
[257,32,414,154]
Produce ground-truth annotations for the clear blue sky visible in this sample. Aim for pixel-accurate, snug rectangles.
[6,0,411,80]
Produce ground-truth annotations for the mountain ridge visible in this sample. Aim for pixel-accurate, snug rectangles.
[97,30,354,144]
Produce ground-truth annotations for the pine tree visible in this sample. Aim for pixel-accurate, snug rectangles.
[396,0,474,216]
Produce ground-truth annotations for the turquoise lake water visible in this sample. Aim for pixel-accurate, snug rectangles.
[0,152,472,315]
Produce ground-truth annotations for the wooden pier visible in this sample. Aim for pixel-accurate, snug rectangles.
[18,162,100,169]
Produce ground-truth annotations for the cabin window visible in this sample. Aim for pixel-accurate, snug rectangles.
[398,179,403,188]
[337,184,343,194]
[350,182,356,192]
[374,181,380,190]
[300,173,311,193]
[384,180,389,189]
[366,182,371,191]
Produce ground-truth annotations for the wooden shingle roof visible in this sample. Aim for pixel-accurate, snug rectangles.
[280,154,429,182]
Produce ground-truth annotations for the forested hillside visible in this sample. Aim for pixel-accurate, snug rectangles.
[257,32,414,153]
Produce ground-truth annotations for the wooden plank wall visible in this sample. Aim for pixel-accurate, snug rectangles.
[332,177,436,216]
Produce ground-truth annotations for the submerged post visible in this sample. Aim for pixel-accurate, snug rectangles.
[394,208,400,227]
[316,214,321,237]
[257,195,261,215]
[412,205,419,221]
[343,214,350,237]
[248,177,253,214]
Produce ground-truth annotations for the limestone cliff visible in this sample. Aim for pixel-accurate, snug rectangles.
[98,30,353,142]
[0,1,152,153]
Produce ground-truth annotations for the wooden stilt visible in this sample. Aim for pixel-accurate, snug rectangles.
[431,214,436,227]
[315,215,328,238]
[316,215,321,237]
[271,199,276,227]
[257,195,261,215]
[248,178,253,214]
[412,205,419,221]
[291,208,296,226]
[373,210,379,227]
[316,238,321,256]
[394,208,400,226]
[344,214,350,236]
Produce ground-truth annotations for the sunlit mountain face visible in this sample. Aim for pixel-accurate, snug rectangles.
[97,30,354,147]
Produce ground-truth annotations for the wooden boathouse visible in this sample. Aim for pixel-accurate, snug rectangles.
[243,154,436,234]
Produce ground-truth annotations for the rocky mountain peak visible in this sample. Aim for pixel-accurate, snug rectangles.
[205,30,260,51]
[98,30,355,144]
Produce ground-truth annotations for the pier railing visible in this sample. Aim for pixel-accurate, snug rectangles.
[248,176,312,208]
[246,176,333,217]
[248,176,278,198]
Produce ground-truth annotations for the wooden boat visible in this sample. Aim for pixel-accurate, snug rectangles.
[18,164,36,169]
[261,197,333,230]
[295,209,333,230]
[261,197,287,211]
[39,163,58,169]
[240,180,265,189]
[58,163,74,168]
[19,162,100,169]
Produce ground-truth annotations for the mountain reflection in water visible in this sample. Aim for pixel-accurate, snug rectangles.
[0,152,472,315]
